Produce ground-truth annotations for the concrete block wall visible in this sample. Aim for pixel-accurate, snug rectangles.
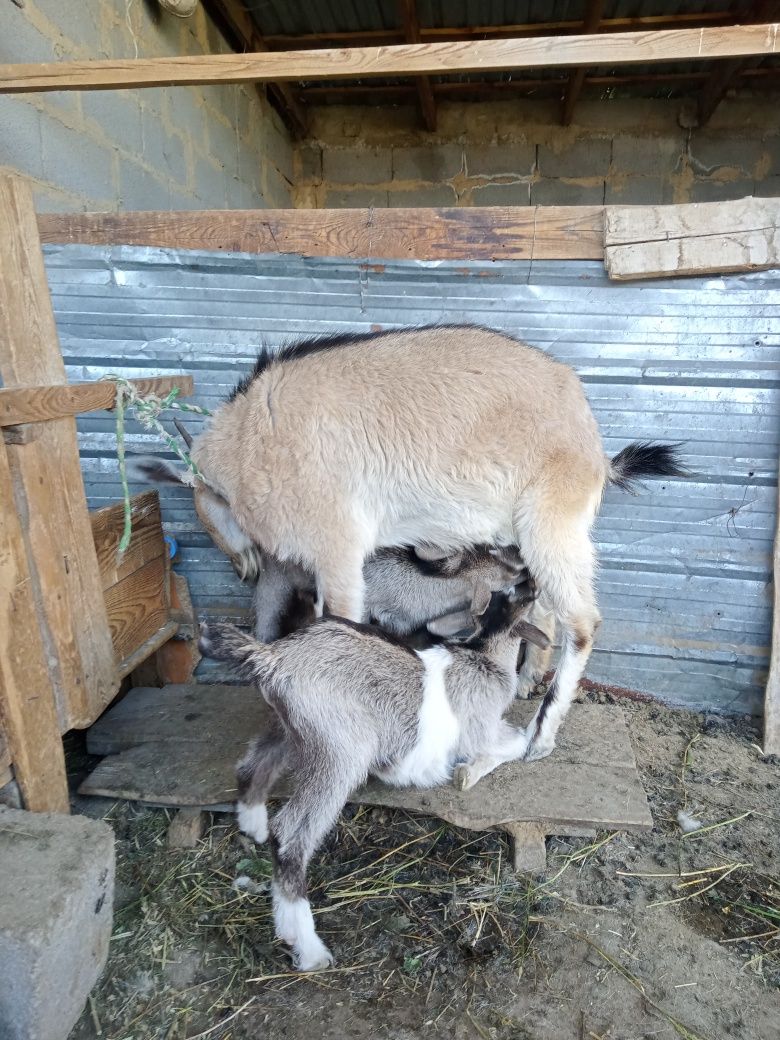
[0,0,293,211]
[293,98,780,209]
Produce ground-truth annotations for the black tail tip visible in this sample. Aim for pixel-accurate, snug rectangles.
[610,441,689,493]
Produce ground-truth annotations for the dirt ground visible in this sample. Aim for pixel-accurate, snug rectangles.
[68,692,779,1040]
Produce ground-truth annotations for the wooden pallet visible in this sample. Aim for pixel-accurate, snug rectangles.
[81,684,652,872]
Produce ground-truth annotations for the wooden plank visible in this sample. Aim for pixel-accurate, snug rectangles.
[399,0,436,132]
[37,206,606,261]
[0,375,194,427]
[90,491,165,591]
[104,555,170,667]
[82,686,652,833]
[200,0,307,138]
[118,621,179,680]
[1,24,778,93]
[605,197,780,280]
[0,175,117,731]
[764,450,780,755]
[561,0,605,126]
[0,438,69,813]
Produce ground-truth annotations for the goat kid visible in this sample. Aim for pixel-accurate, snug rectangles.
[131,325,687,761]
[250,543,528,645]
[198,582,549,972]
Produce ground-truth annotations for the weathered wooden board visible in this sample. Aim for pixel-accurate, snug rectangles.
[0,376,194,427]
[764,451,780,756]
[0,438,69,812]
[82,685,652,833]
[0,175,117,731]
[605,197,780,280]
[2,24,778,93]
[91,491,165,590]
[37,206,606,262]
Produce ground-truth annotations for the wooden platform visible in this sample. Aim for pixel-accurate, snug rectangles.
[81,684,653,872]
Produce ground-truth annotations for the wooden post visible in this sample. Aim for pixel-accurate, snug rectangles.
[0,435,69,812]
[0,175,118,730]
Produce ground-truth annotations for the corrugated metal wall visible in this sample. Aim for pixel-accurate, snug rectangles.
[46,245,780,714]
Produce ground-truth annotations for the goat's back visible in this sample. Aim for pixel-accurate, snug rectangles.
[195,326,606,548]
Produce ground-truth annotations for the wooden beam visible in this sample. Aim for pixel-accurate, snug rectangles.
[696,3,780,125]
[399,0,436,132]
[561,0,606,126]
[0,175,117,732]
[605,197,780,280]
[260,12,750,49]
[201,0,307,139]
[0,375,194,427]
[2,25,779,93]
[0,437,70,813]
[37,206,606,262]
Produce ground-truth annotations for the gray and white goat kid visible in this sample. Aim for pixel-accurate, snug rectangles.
[197,580,550,972]
[250,544,528,644]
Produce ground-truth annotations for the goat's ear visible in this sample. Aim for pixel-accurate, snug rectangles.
[414,545,450,562]
[510,619,551,649]
[426,609,475,638]
[470,580,493,616]
[126,455,194,487]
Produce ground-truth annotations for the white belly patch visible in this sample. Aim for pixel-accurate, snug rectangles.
[378,646,460,788]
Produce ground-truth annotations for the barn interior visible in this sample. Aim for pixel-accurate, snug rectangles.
[0,2,779,1039]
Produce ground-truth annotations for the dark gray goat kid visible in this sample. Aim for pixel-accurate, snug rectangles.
[198,576,549,972]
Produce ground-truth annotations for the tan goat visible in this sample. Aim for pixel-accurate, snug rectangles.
[130,325,685,760]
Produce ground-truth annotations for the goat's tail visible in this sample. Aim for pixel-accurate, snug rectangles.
[607,441,689,494]
[198,621,277,683]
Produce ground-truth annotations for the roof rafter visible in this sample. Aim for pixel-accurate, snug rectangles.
[561,0,606,125]
[399,0,436,132]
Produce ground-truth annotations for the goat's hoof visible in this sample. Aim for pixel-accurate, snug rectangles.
[524,740,555,763]
[453,763,475,791]
[294,943,334,973]
[236,801,268,844]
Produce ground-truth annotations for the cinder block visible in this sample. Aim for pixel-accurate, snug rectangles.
[323,147,392,185]
[605,176,669,205]
[531,179,604,205]
[538,138,612,179]
[387,185,458,207]
[261,161,292,207]
[166,88,207,146]
[40,111,116,200]
[203,115,239,182]
[33,0,103,54]
[391,144,463,182]
[0,96,44,180]
[0,6,56,64]
[298,145,323,184]
[471,182,531,206]
[323,187,390,207]
[191,155,228,207]
[118,157,170,209]
[763,136,780,177]
[83,91,143,157]
[0,806,114,1040]
[258,121,294,184]
[754,175,780,197]
[689,178,755,203]
[464,143,536,178]
[689,135,763,177]
[611,135,684,178]
[238,147,262,196]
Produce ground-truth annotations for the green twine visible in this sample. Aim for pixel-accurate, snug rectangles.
[105,375,212,559]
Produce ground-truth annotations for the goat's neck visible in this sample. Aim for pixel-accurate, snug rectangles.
[476,632,521,693]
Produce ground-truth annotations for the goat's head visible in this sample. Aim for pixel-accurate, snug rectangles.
[425,569,550,649]
[125,454,262,581]
[413,543,527,592]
